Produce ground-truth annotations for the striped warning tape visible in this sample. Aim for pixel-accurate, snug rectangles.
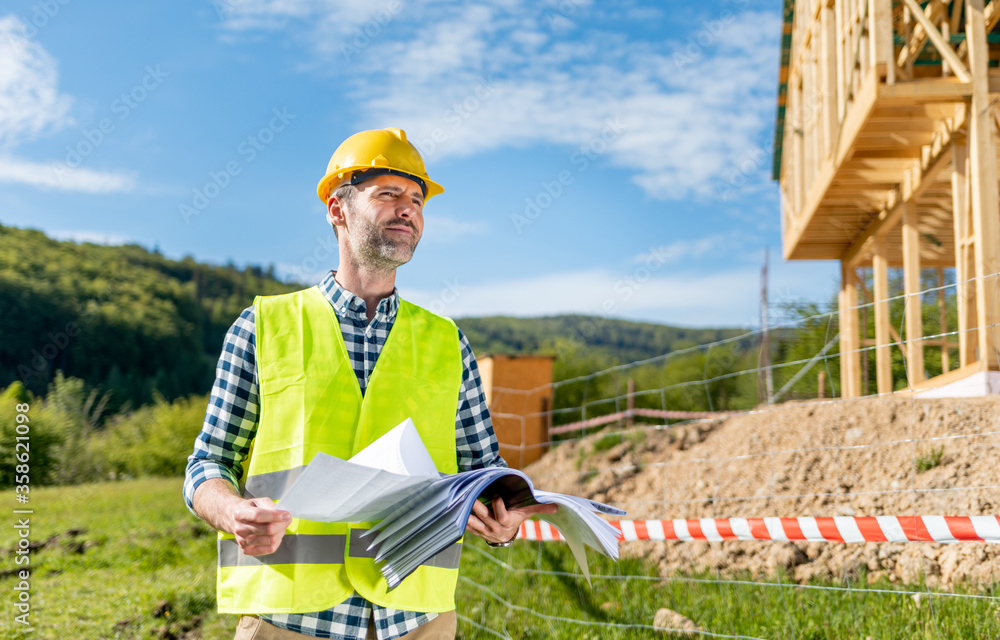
[517,516,1000,544]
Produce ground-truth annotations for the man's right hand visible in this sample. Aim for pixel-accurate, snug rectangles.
[231,497,292,556]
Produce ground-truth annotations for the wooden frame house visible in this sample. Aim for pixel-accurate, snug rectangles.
[775,0,1000,395]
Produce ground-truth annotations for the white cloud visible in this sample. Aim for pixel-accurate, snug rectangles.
[402,252,839,327]
[217,1,780,201]
[423,216,488,243]
[632,234,733,266]
[0,16,72,149]
[402,267,759,326]
[0,156,136,193]
[0,15,137,193]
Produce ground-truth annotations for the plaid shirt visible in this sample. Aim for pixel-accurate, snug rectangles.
[183,271,503,640]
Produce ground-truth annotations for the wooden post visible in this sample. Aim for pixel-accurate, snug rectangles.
[625,378,635,427]
[902,197,925,386]
[862,268,870,393]
[966,0,1000,369]
[869,0,895,83]
[818,370,827,399]
[873,235,893,393]
[937,267,949,373]
[840,262,862,397]
[821,1,838,158]
[951,137,977,367]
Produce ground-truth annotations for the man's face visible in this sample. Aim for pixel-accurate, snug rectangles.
[339,174,425,271]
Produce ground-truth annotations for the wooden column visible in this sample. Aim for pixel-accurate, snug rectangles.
[966,0,1000,369]
[868,0,895,83]
[902,199,925,385]
[873,235,893,393]
[821,1,838,158]
[951,137,977,366]
[840,262,862,397]
[937,267,950,373]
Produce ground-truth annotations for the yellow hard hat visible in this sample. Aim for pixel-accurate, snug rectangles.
[316,128,444,203]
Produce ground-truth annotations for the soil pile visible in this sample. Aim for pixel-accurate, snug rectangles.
[524,396,1000,588]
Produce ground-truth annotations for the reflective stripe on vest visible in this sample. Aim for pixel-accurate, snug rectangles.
[217,533,463,568]
[216,286,463,615]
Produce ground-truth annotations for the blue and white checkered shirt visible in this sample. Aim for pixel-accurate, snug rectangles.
[184,271,504,640]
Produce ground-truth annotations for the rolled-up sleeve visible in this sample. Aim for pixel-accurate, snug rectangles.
[183,306,260,514]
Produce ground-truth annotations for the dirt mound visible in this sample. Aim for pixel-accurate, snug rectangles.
[524,395,1000,588]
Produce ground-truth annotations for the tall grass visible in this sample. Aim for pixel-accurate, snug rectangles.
[0,377,207,487]
[1,480,999,639]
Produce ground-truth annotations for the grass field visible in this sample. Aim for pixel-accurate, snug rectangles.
[1,479,999,639]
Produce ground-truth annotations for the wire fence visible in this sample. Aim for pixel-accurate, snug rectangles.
[459,270,1000,638]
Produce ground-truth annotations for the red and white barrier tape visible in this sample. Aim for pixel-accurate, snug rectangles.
[518,516,1000,544]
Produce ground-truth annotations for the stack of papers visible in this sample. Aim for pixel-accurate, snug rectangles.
[277,419,625,588]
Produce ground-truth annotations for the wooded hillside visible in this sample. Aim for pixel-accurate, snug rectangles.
[0,225,746,410]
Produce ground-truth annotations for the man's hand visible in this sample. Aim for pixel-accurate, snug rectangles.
[466,496,558,545]
[231,497,292,556]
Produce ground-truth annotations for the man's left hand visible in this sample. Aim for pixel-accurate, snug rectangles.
[466,496,558,546]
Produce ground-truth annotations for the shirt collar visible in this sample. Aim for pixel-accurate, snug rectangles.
[317,271,399,322]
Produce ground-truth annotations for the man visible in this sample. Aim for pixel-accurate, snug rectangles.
[184,127,554,640]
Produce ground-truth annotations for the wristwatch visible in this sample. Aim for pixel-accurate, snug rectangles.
[487,534,516,548]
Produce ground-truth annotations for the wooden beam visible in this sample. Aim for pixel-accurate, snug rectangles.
[896,0,946,73]
[901,0,972,83]
[840,263,863,397]
[956,0,1000,61]
[951,137,978,366]
[843,135,955,267]
[822,2,839,159]
[966,0,1000,369]
[785,66,881,258]
[938,266,950,373]
[902,196,926,385]
[873,235,894,393]
[870,0,895,83]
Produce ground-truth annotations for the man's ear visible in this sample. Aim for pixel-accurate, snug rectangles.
[327,195,347,229]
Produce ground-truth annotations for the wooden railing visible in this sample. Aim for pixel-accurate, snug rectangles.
[779,0,989,230]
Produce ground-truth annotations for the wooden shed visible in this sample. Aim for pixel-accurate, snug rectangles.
[478,354,555,469]
[775,0,1000,395]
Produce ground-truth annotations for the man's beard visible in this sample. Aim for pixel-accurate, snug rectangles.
[352,215,420,272]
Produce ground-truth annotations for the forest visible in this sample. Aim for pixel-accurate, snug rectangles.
[0,224,957,486]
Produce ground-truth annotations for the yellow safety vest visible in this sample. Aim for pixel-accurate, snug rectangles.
[216,286,464,614]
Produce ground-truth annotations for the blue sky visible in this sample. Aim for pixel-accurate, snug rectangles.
[0,0,838,327]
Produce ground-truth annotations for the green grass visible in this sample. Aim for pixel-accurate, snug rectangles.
[914,445,946,473]
[2,479,999,639]
[458,544,1000,639]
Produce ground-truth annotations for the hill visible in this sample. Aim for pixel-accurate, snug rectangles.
[0,225,298,409]
[456,315,746,365]
[0,225,745,410]
[527,395,1000,588]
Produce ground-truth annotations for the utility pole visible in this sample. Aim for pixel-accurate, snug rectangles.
[760,248,774,404]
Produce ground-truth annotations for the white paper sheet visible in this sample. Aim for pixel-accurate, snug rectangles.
[348,418,439,477]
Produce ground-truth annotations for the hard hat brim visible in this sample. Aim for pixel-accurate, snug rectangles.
[317,166,444,203]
